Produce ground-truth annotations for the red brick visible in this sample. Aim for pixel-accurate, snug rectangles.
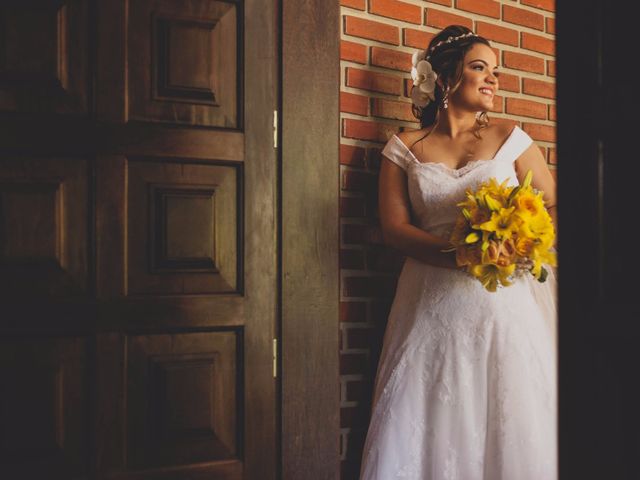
[476,21,519,47]
[341,406,369,428]
[342,223,367,244]
[364,225,384,245]
[547,60,556,77]
[491,117,519,128]
[548,104,556,121]
[523,78,555,99]
[342,275,397,297]
[455,0,500,19]
[340,249,366,269]
[366,147,384,171]
[342,276,368,297]
[344,16,399,45]
[548,147,557,165]
[346,67,403,95]
[370,46,412,72]
[366,249,404,273]
[497,72,520,93]
[340,91,369,116]
[346,380,371,402]
[521,32,555,55]
[403,28,434,49]
[546,17,555,34]
[342,118,396,143]
[491,46,500,62]
[346,327,371,349]
[425,8,473,29]
[371,98,415,122]
[340,353,368,374]
[502,51,544,74]
[340,197,366,218]
[505,98,547,119]
[404,78,413,98]
[340,144,366,167]
[340,301,367,322]
[340,0,365,8]
[341,40,367,64]
[521,0,555,12]
[490,94,504,113]
[370,0,422,24]
[538,146,547,161]
[502,5,544,30]
[428,0,452,5]
[342,168,376,192]
[522,122,556,142]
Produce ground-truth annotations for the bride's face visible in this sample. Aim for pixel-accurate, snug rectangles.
[449,43,499,112]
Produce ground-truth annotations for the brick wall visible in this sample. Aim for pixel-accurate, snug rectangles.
[338,0,556,478]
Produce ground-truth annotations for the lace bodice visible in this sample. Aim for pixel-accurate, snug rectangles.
[381,126,533,238]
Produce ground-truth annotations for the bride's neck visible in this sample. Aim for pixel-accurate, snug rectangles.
[433,110,479,139]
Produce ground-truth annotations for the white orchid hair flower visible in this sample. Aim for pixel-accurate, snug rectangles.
[410,56,437,108]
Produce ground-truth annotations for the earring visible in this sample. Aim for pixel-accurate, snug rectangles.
[443,86,450,110]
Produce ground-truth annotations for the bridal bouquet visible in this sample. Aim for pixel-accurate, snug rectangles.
[446,170,557,292]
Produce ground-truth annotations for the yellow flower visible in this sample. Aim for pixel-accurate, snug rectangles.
[477,206,518,239]
[514,191,545,218]
[449,170,556,291]
[470,263,516,292]
[515,236,535,256]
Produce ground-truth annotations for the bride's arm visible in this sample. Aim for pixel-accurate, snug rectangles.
[378,157,458,270]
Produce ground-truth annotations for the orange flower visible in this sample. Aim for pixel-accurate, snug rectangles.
[456,244,482,267]
[515,236,535,256]
[483,238,517,267]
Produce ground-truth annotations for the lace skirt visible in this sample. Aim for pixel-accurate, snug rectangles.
[359,258,558,480]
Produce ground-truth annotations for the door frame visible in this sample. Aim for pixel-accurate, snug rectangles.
[281,0,341,478]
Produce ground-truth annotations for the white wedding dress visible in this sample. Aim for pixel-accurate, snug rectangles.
[359,125,558,480]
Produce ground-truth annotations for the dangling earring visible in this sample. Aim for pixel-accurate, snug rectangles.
[442,85,450,110]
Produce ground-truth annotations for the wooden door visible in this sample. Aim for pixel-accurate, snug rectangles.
[0,0,278,479]
[557,1,640,478]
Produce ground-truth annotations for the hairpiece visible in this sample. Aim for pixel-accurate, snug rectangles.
[426,31,479,61]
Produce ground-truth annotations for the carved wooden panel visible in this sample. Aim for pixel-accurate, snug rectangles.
[0,337,88,477]
[129,0,239,127]
[0,157,88,297]
[127,331,240,470]
[0,0,89,114]
[128,160,239,295]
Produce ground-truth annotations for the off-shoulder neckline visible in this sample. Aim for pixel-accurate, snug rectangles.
[391,125,521,176]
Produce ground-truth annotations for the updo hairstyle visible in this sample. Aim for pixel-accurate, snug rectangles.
[413,25,493,132]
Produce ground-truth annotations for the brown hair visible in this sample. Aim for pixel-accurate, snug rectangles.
[413,25,493,134]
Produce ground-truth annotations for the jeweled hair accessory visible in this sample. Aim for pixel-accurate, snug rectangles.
[426,31,479,61]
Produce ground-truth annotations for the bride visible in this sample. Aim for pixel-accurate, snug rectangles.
[359,25,558,479]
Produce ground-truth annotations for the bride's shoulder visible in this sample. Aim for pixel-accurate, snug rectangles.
[395,127,434,149]
[488,120,518,141]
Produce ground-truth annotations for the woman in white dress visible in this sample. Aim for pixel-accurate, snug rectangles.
[359,25,558,479]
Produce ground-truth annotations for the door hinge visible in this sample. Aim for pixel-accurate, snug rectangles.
[273,110,278,149]
[272,338,278,378]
